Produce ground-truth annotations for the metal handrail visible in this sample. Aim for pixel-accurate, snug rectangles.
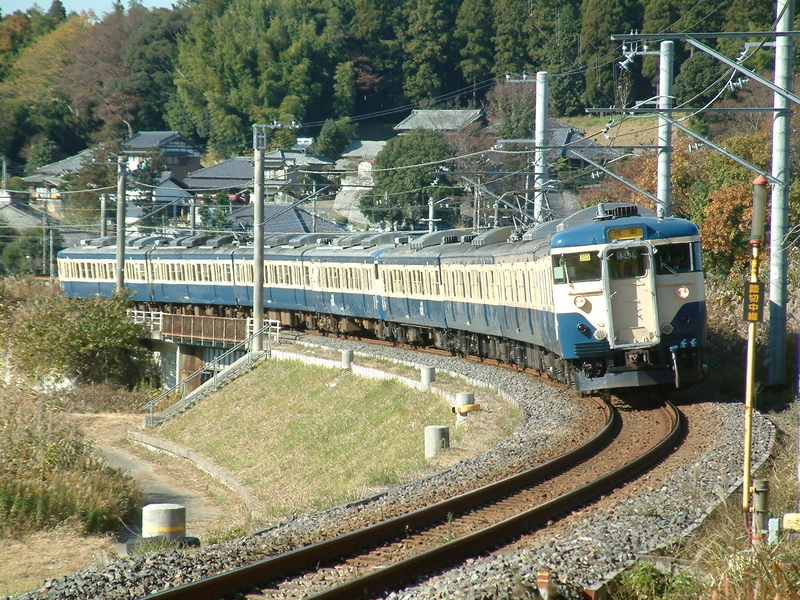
[143,320,280,427]
[127,309,164,331]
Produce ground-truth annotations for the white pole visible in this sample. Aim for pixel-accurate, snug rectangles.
[657,41,674,218]
[253,125,266,352]
[115,155,126,292]
[768,0,794,386]
[533,71,549,223]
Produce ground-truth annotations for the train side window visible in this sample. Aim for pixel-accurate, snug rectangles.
[656,243,693,275]
[608,247,648,279]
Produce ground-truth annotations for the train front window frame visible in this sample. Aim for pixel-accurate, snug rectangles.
[607,246,649,279]
[655,242,697,275]
[552,252,602,283]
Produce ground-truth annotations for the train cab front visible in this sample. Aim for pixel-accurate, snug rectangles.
[550,203,706,392]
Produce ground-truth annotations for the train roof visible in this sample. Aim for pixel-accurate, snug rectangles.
[549,203,699,249]
[57,203,701,262]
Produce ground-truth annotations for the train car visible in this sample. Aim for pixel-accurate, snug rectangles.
[57,202,705,392]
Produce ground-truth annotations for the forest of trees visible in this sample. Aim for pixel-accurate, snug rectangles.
[0,0,781,170]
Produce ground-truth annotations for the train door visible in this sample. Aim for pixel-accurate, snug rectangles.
[605,244,659,347]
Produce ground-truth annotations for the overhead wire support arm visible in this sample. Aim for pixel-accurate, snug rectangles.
[612,34,800,107]
[657,114,781,184]
[566,150,663,208]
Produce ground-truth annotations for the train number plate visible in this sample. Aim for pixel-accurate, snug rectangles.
[608,226,644,241]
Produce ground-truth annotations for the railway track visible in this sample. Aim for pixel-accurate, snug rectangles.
[140,397,682,600]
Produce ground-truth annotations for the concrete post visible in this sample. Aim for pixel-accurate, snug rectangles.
[100,194,108,237]
[424,425,449,458]
[533,71,549,223]
[341,349,354,370]
[768,0,795,386]
[115,155,126,293]
[142,503,185,541]
[252,125,266,353]
[752,478,769,544]
[455,391,474,426]
[420,366,435,390]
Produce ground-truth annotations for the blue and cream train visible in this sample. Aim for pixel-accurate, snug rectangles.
[57,203,706,392]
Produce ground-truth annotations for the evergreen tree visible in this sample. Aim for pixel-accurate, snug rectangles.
[580,0,643,108]
[526,0,583,115]
[640,0,686,85]
[454,0,493,94]
[350,0,404,112]
[333,61,357,118]
[362,128,449,228]
[718,0,774,60]
[492,0,529,76]
[312,117,356,159]
[400,0,457,103]
[24,136,57,174]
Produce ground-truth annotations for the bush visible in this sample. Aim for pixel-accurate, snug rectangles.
[6,289,156,389]
[0,389,142,535]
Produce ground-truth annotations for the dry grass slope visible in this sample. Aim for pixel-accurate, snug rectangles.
[157,354,522,521]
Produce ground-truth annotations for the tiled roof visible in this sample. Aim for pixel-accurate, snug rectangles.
[182,157,256,191]
[154,177,193,205]
[122,131,183,150]
[394,109,483,132]
[229,203,347,234]
[35,148,97,175]
[0,202,45,230]
[339,140,386,160]
[264,148,335,167]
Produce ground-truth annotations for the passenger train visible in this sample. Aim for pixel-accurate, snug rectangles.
[57,202,706,393]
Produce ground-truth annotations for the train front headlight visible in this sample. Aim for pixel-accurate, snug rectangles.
[661,323,674,334]
[574,295,587,308]
[593,329,607,341]
[676,286,690,299]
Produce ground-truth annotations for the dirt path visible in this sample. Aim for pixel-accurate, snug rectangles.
[0,414,250,598]
[74,414,250,542]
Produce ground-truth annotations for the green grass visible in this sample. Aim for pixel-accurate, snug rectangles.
[158,357,521,520]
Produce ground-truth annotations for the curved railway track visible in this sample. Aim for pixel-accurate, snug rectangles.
[140,397,682,600]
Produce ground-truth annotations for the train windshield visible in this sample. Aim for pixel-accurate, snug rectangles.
[607,246,649,279]
[655,242,698,275]
[552,252,602,283]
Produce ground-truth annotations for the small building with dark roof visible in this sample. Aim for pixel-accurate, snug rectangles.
[121,131,202,180]
[394,109,484,133]
[228,202,347,234]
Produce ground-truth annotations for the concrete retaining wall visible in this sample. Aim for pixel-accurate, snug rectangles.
[128,431,261,519]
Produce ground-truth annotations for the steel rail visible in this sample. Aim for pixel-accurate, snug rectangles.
[309,401,681,600]
[140,398,616,600]
[140,401,682,600]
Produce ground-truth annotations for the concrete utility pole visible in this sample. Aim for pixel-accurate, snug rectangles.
[115,154,127,293]
[657,41,674,218]
[100,194,108,237]
[533,71,549,223]
[768,0,794,386]
[252,124,267,352]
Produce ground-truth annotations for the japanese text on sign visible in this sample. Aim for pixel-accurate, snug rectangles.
[743,281,764,322]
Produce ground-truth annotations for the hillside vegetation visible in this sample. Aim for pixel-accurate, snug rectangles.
[0,0,780,164]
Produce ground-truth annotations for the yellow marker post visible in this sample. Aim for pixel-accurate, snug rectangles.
[743,175,768,535]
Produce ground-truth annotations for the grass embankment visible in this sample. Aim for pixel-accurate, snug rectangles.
[158,353,522,520]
